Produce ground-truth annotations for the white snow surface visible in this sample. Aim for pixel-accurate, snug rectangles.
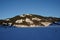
[15,19,23,23]
[32,17,41,21]
[25,18,33,24]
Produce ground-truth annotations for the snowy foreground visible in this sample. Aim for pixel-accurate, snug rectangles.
[0,26,60,40]
[0,18,60,40]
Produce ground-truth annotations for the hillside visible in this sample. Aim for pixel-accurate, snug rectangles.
[0,14,60,27]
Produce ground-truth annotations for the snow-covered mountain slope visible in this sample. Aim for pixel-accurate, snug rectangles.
[0,14,60,27]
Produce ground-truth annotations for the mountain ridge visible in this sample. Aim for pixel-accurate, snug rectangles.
[0,14,60,27]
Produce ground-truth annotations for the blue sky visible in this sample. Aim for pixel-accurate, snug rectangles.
[0,0,60,19]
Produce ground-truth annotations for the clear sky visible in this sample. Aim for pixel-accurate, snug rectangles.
[0,0,60,19]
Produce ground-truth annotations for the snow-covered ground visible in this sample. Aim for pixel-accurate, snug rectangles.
[0,22,60,40]
[0,23,60,40]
